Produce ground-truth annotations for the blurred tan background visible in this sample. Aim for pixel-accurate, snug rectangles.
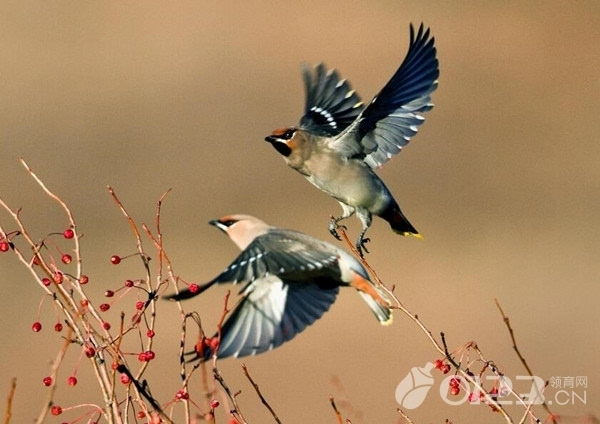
[1,1,599,423]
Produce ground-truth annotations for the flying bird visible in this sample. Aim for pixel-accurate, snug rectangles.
[265,23,439,256]
[166,214,392,360]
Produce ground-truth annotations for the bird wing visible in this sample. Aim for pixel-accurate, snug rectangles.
[213,275,340,359]
[209,228,342,285]
[299,63,364,137]
[329,23,439,168]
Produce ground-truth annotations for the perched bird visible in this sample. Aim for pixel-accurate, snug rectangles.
[265,23,439,256]
[166,214,392,360]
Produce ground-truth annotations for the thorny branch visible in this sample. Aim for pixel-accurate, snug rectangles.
[337,226,551,424]
[1,159,570,424]
[0,163,199,423]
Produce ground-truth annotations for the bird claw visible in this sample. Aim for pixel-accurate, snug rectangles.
[328,218,347,241]
[356,237,370,258]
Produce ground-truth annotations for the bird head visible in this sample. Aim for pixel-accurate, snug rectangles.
[264,127,298,157]
[209,214,271,250]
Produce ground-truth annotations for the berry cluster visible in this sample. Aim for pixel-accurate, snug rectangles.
[0,214,173,421]
[433,358,451,374]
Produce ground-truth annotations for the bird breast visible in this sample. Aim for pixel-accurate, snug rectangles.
[300,152,392,212]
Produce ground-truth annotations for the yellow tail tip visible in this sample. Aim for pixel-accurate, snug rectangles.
[381,312,394,326]
[399,231,423,240]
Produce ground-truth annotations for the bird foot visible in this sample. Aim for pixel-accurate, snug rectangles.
[328,217,347,241]
[356,237,370,258]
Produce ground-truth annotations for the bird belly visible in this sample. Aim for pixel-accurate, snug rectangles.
[303,158,393,214]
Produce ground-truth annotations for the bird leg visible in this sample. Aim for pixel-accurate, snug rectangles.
[330,205,355,240]
[356,229,371,258]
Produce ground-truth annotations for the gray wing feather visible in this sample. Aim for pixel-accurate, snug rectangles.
[300,63,364,137]
[215,276,340,359]
[210,229,341,285]
[330,23,439,169]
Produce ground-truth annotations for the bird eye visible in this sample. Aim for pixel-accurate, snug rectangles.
[220,219,237,227]
[282,129,296,140]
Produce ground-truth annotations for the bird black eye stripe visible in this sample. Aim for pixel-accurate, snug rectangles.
[282,129,296,140]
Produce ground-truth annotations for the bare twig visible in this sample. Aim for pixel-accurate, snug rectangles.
[329,395,343,424]
[116,365,174,424]
[396,408,416,424]
[2,160,121,423]
[107,186,150,272]
[34,328,73,424]
[213,367,248,424]
[495,299,556,423]
[494,300,533,376]
[242,363,282,424]
[4,378,16,424]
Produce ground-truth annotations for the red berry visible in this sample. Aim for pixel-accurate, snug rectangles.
[441,364,451,374]
[450,385,460,396]
[489,386,500,401]
[67,376,77,386]
[32,255,41,265]
[209,337,219,351]
[63,229,74,239]
[43,376,53,386]
[42,277,51,286]
[53,272,63,284]
[51,405,62,416]
[61,254,72,264]
[0,241,9,252]
[146,329,155,338]
[111,362,119,370]
[84,346,95,358]
[135,301,144,311]
[120,373,131,384]
[104,290,114,297]
[103,322,111,330]
[175,390,189,400]
[32,321,42,332]
[99,303,110,312]
[449,376,460,387]
[54,323,63,332]
[110,255,121,265]
[137,411,146,419]
[80,299,89,308]
[125,279,134,287]
[189,283,199,293]
[433,359,444,369]
[210,399,219,409]
[79,275,89,284]
[138,350,155,362]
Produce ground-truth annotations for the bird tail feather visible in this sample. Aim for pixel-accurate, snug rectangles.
[380,204,421,239]
[358,289,393,325]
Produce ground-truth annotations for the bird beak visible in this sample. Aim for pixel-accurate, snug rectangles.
[264,136,292,157]
[209,219,227,233]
